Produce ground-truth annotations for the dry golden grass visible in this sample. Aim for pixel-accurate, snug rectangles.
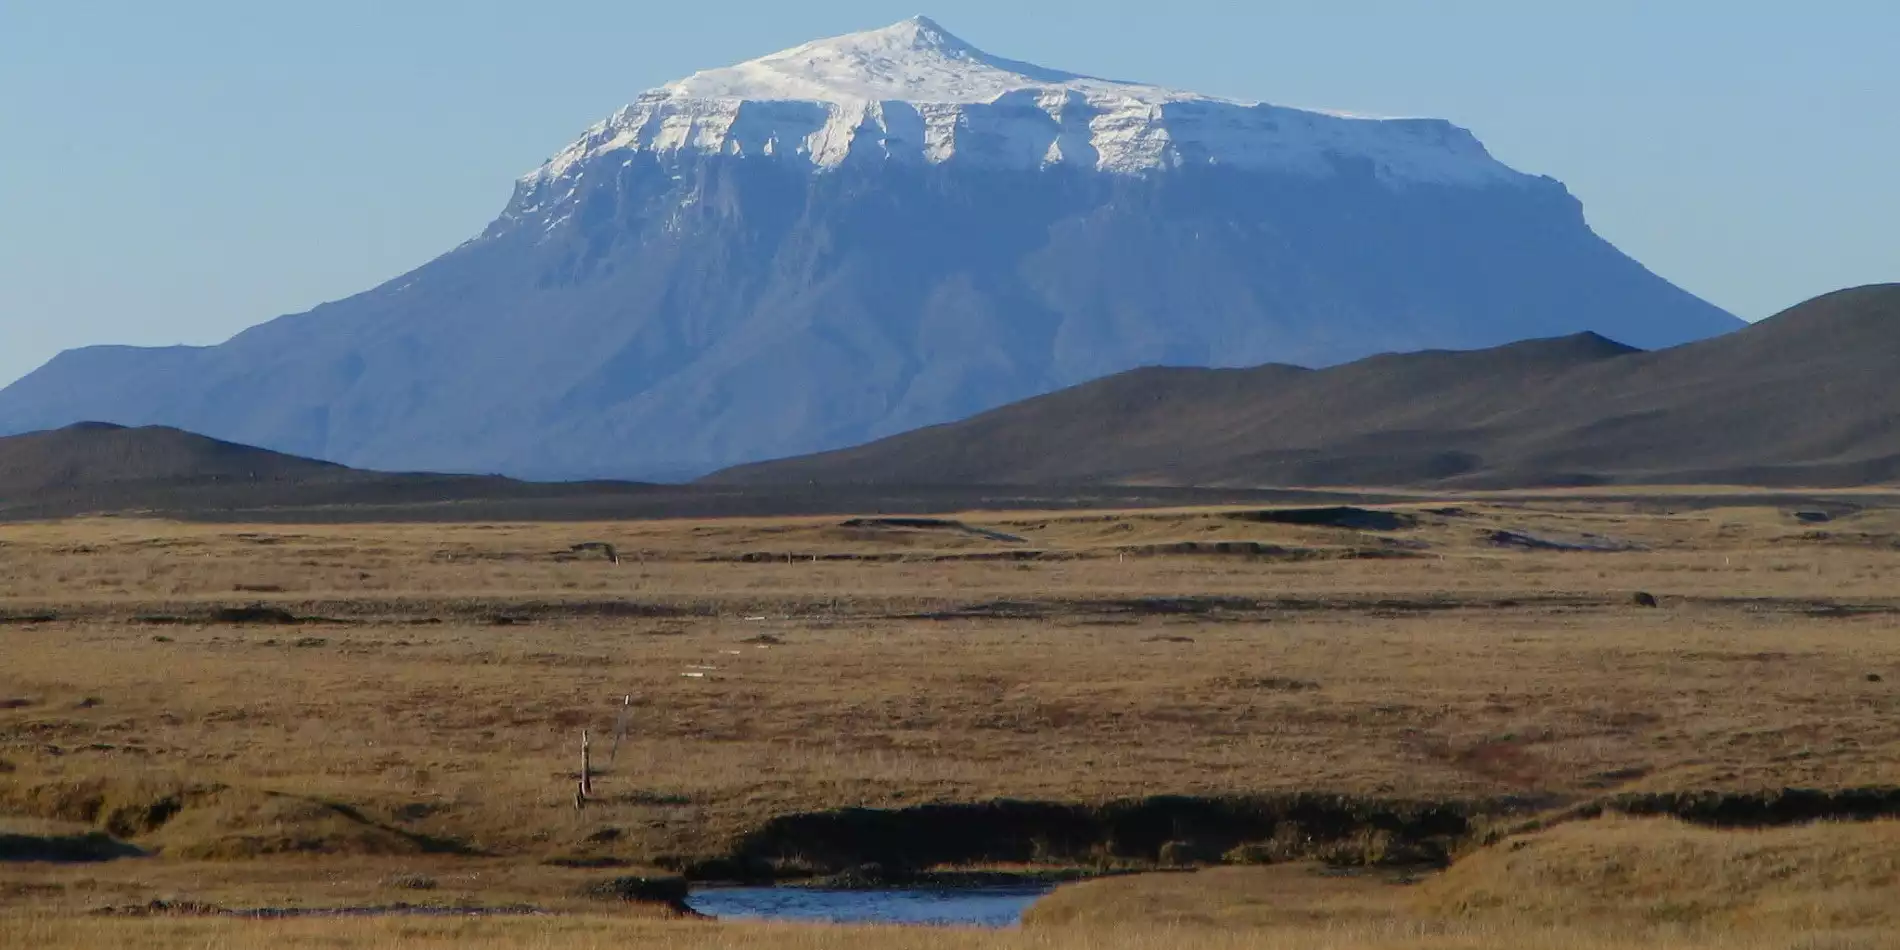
[1026,863,1413,930]
[1030,820,1900,938]
[4,914,1886,950]
[4,496,1900,945]
[1420,817,1900,930]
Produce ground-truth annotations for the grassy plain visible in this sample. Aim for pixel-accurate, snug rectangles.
[7,912,1881,950]
[3,493,1900,946]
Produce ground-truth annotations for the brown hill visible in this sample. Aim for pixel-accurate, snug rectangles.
[0,423,354,493]
[0,423,1360,522]
[707,285,1900,489]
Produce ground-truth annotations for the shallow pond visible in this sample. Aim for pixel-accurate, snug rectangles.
[685,885,1055,927]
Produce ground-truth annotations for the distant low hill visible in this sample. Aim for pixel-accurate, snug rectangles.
[0,423,538,518]
[0,423,1353,522]
[0,422,357,493]
[708,285,1900,489]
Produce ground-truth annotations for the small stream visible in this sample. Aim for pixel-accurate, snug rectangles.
[685,885,1055,927]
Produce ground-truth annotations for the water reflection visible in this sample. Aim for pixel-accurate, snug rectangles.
[686,885,1053,928]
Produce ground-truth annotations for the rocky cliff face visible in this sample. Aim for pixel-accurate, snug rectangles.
[0,17,1742,479]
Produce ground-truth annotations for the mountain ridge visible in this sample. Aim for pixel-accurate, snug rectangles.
[707,285,1900,489]
[0,422,1383,523]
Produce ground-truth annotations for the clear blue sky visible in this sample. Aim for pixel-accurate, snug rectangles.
[3,2,1894,388]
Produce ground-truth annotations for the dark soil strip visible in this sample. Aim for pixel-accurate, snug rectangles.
[839,518,1030,543]
[112,598,708,627]
[0,832,147,862]
[1593,787,1900,827]
[1685,596,1900,618]
[900,594,1605,622]
[671,787,1900,884]
[1226,507,1419,531]
[93,900,550,919]
[44,592,1900,630]
[665,794,1536,882]
[708,550,1065,564]
[1110,542,1421,560]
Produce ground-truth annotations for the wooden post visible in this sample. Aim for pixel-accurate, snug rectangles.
[580,729,593,799]
[609,695,631,767]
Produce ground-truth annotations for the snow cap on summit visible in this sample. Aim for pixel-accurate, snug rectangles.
[660,14,1123,104]
[525,16,1528,184]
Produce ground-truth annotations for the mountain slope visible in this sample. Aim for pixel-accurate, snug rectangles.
[0,17,1741,480]
[708,285,1900,488]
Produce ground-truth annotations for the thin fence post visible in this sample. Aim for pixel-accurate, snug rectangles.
[580,729,593,799]
[609,695,631,767]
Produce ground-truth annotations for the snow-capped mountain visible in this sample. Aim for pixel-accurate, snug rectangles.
[0,17,1742,479]
[518,16,1516,184]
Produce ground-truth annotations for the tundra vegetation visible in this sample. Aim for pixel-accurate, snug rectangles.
[3,491,1899,948]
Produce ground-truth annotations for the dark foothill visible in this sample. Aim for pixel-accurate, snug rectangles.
[212,605,301,625]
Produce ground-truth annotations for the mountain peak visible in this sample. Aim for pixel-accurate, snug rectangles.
[661,15,1104,104]
[877,15,970,52]
[792,14,975,58]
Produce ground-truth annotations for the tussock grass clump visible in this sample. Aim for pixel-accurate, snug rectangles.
[0,776,199,838]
